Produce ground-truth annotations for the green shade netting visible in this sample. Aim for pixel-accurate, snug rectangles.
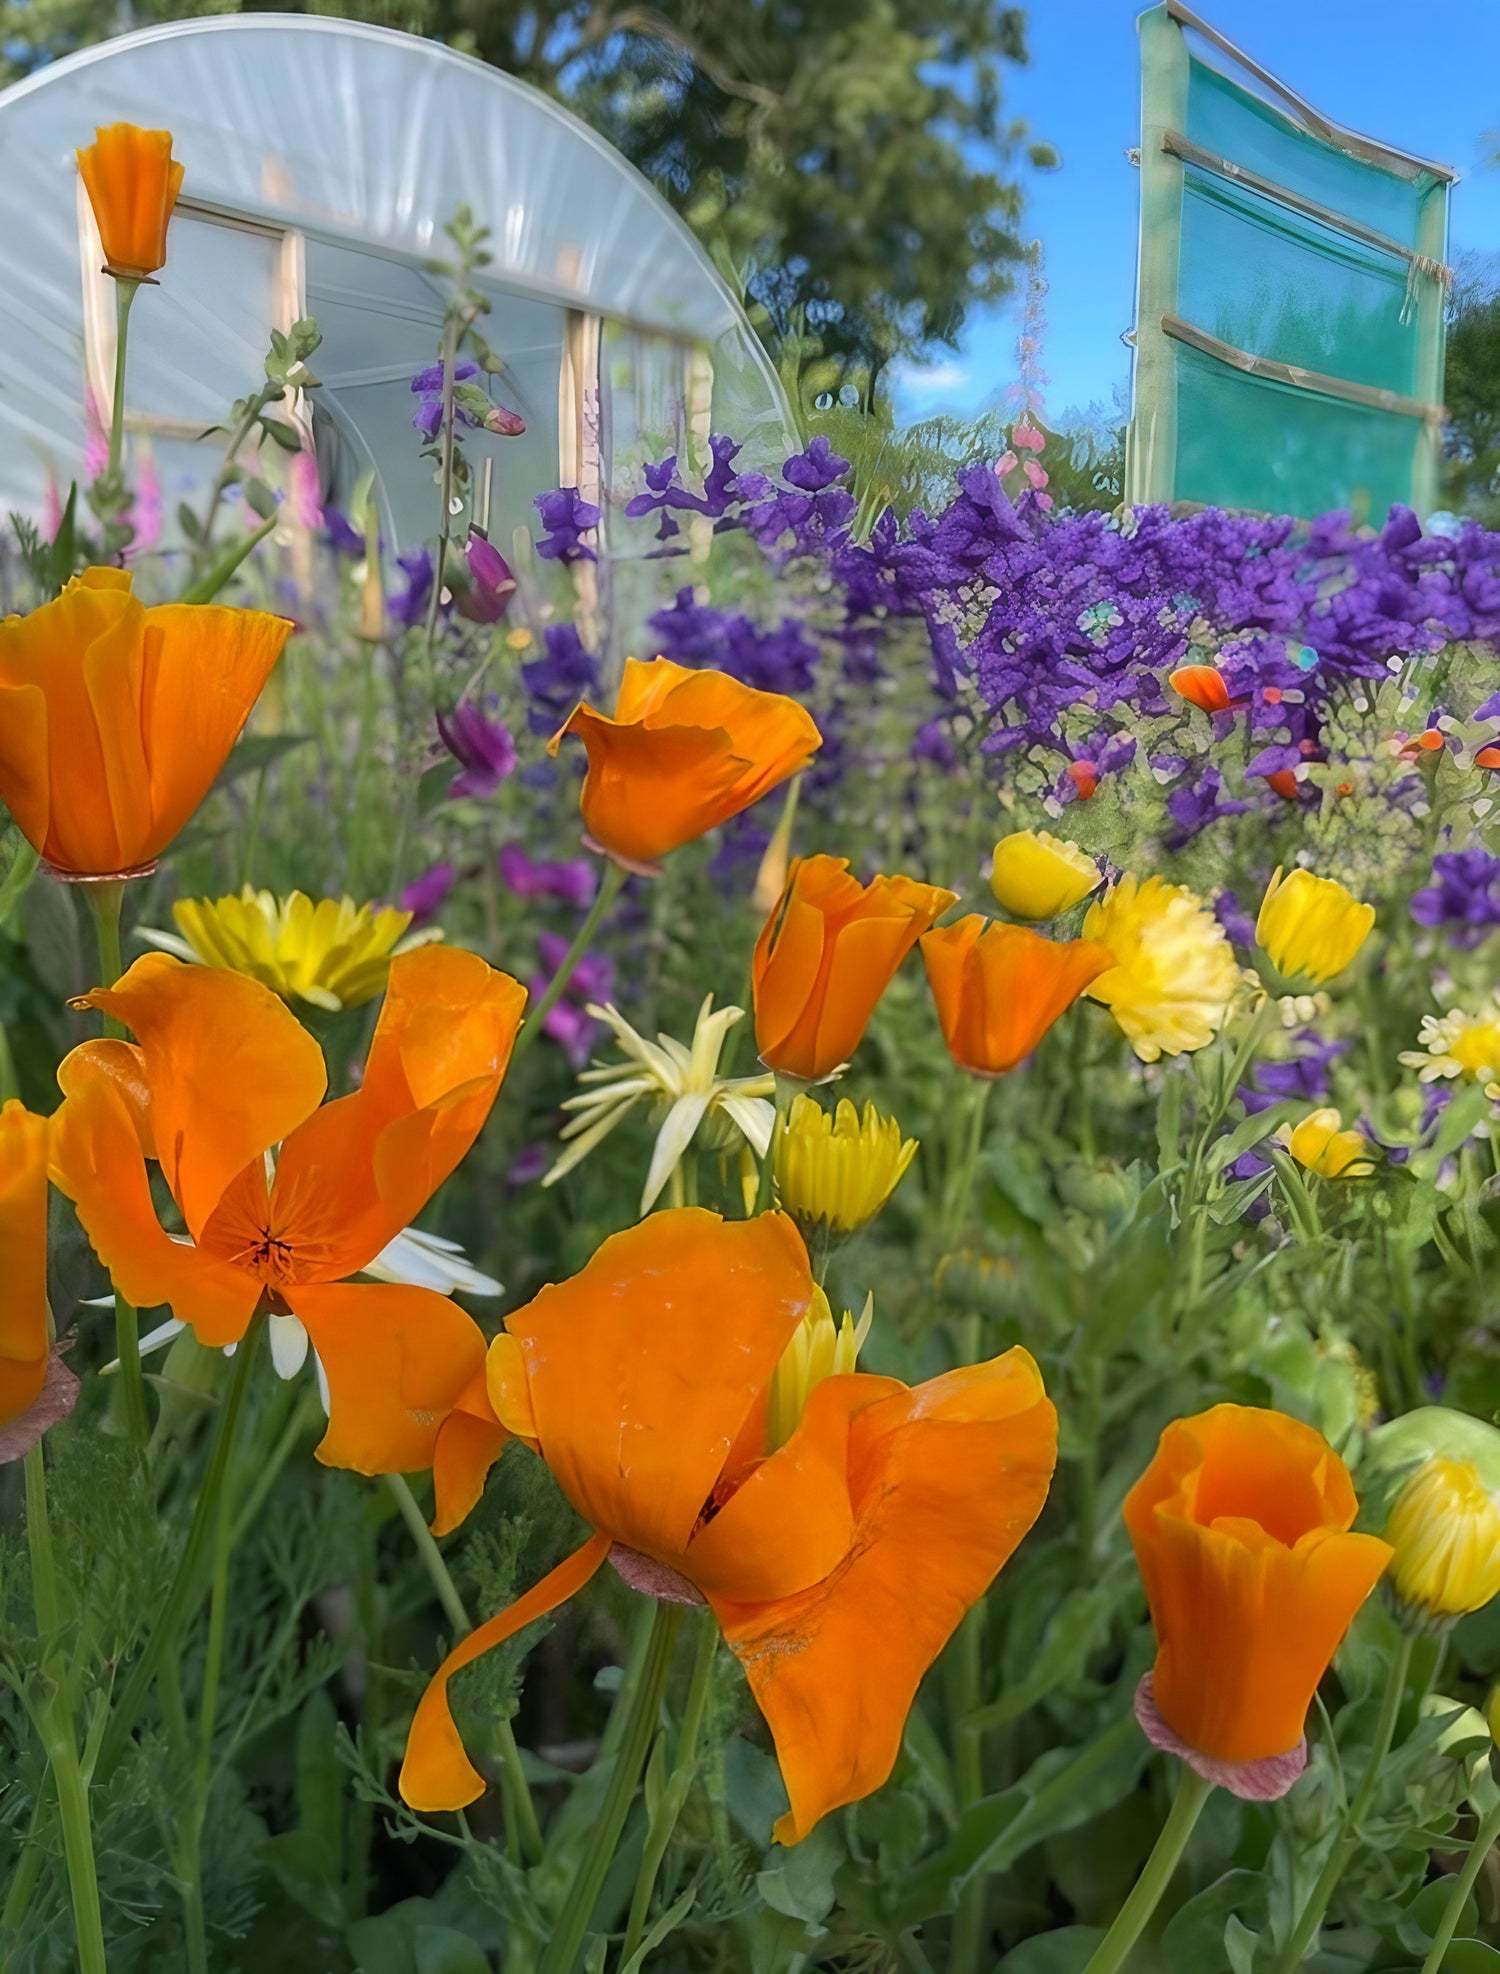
[1173,342,1422,520]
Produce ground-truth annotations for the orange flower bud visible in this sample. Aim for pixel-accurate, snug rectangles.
[1169,664,1232,714]
[1476,745,1500,771]
[549,657,820,871]
[1066,760,1099,799]
[1266,768,1300,800]
[1124,1404,1390,1768]
[919,915,1113,1077]
[0,570,290,877]
[0,1102,49,1429]
[76,123,184,279]
[753,855,955,1081]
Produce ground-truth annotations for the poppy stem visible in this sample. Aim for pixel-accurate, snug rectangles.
[107,275,139,492]
[84,878,152,1451]
[1080,1764,1213,1974]
[754,1076,796,1215]
[23,1440,108,1974]
[385,1472,544,1865]
[619,1608,719,1963]
[540,1600,684,1974]
[1275,1630,1414,1971]
[1420,1792,1500,1974]
[511,860,626,1065]
[95,1314,267,1785]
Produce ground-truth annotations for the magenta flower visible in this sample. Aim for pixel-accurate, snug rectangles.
[497,843,596,908]
[437,703,517,799]
[455,533,517,624]
[400,862,456,925]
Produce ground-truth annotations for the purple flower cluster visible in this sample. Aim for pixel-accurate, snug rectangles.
[534,488,600,564]
[411,360,479,441]
[498,843,596,909]
[1411,848,1500,947]
[531,934,613,1067]
[437,703,517,800]
[521,624,600,738]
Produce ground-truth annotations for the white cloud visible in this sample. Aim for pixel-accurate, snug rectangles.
[891,358,972,398]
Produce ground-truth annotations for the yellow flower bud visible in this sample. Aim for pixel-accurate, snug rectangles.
[1255,867,1375,988]
[989,830,1100,921]
[774,1094,917,1239]
[1276,1108,1375,1181]
[1385,1458,1500,1626]
[1488,1685,1500,1748]
[766,1285,873,1452]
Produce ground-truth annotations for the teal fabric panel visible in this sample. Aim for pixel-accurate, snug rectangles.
[1172,342,1421,518]
[1178,170,1418,393]
[1184,59,1423,244]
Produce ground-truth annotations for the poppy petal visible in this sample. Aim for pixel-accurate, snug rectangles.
[432,1369,509,1537]
[74,953,326,1239]
[0,1104,50,1427]
[399,1532,612,1812]
[710,1347,1057,1843]
[287,1281,489,1479]
[48,1072,261,1344]
[500,1208,813,1563]
[271,949,525,1281]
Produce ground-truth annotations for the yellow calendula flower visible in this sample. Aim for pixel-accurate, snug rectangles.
[1385,1458,1500,1628]
[765,1284,874,1452]
[1400,999,1500,1101]
[142,887,441,1011]
[1276,1107,1375,1180]
[989,829,1100,921]
[1081,874,1239,1062]
[1256,867,1375,988]
[774,1094,916,1240]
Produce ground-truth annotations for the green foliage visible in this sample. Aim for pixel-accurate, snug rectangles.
[1443,257,1500,524]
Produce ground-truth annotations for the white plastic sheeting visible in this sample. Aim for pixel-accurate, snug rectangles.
[0,15,794,549]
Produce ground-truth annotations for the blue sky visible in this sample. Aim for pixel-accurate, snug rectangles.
[891,0,1500,428]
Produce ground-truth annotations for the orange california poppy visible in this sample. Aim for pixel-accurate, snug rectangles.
[754,855,957,1082]
[1265,769,1300,801]
[77,123,184,279]
[0,1102,49,1428]
[0,569,290,878]
[398,1208,1057,1840]
[919,915,1114,1077]
[548,657,821,870]
[1124,1404,1391,1768]
[49,946,524,1531]
[1168,664,1233,715]
[1476,745,1500,771]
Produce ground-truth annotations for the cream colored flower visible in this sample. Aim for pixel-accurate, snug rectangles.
[1400,999,1500,1101]
[544,995,775,1213]
[1082,874,1240,1062]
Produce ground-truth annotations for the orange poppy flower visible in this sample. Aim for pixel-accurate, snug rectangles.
[49,946,524,1530]
[754,855,957,1081]
[548,657,821,870]
[1169,664,1233,714]
[919,915,1114,1077]
[1477,745,1500,771]
[1266,768,1300,800]
[77,123,184,279]
[0,1102,50,1428]
[1124,1404,1391,1769]
[399,1209,1057,1840]
[0,569,290,878]
[1066,761,1099,799]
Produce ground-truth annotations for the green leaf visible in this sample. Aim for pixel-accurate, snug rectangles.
[212,733,313,791]
[178,511,278,603]
[996,1927,1105,1971]
[617,1889,696,1974]
[413,1926,490,1974]
[261,415,305,452]
[1161,1870,1265,1965]
[243,477,280,521]
[755,1819,841,1925]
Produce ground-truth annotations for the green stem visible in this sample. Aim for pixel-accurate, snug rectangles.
[85,880,149,1450]
[754,1076,797,1216]
[943,1075,992,1249]
[1276,1631,1414,1971]
[1421,1794,1500,1973]
[24,1443,107,1974]
[539,1601,684,1974]
[96,1315,267,1784]
[1080,1765,1213,1974]
[948,1601,989,1974]
[107,276,140,488]
[384,1473,544,1865]
[0,1782,50,1947]
[620,1609,718,1963]
[421,317,461,682]
[511,861,626,1065]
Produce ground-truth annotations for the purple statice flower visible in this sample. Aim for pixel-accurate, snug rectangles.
[530,932,615,1068]
[322,507,364,557]
[411,359,479,439]
[647,587,821,697]
[912,718,958,772]
[1165,764,1253,848]
[1411,849,1500,948]
[534,487,600,564]
[521,623,599,736]
[498,843,596,908]
[1240,1030,1349,1115]
[507,1142,550,1188]
[1214,889,1257,953]
[437,703,517,799]
[390,547,434,629]
[454,533,516,624]
[400,862,455,925]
